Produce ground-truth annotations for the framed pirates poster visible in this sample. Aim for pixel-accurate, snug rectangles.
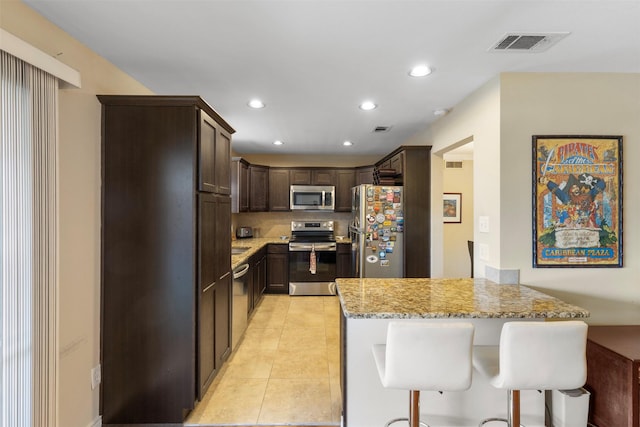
[533,135,623,267]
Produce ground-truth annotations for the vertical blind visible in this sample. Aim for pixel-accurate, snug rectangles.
[1,50,58,427]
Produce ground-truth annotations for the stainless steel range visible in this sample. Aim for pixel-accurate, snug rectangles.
[288,220,337,296]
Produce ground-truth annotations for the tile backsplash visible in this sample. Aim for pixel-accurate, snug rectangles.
[233,211,352,239]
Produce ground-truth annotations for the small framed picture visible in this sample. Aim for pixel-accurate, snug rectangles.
[443,193,462,223]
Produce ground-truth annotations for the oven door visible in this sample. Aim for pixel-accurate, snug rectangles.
[288,242,337,295]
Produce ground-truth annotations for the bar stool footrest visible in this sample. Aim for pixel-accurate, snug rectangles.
[478,417,524,427]
[384,417,430,427]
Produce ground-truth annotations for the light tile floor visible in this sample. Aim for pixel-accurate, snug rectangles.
[185,295,342,426]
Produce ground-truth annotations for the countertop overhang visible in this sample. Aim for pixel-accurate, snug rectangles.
[336,277,590,319]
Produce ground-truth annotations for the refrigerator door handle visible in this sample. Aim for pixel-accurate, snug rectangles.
[349,224,363,234]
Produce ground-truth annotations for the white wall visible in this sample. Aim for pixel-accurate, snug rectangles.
[1,2,153,426]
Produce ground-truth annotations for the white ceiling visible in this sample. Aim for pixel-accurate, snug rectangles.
[24,0,640,156]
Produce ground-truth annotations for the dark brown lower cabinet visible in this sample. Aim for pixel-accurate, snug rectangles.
[267,244,289,294]
[337,242,353,278]
[585,325,640,427]
[214,272,232,370]
[251,247,267,311]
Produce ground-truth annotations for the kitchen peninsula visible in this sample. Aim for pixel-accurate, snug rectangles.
[336,278,589,427]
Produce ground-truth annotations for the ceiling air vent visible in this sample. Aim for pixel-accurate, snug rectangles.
[490,32,570,53]
[373,126,392,133]
[445,161,463,169]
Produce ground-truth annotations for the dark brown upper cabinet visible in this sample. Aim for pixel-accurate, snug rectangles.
[269,168,290,211]
[199,110,232,195]
[335,169,355,212]
[249,164,269,211]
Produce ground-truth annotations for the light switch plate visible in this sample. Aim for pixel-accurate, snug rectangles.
[91,365,101,390]
[478,216,490,233]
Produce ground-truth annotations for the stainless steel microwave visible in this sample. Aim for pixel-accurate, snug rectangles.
[290,185,335,211]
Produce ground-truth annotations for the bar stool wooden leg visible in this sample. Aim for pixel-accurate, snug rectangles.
[508,390,520,427]
[409,390,420,427]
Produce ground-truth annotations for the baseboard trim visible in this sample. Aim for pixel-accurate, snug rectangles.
[485,265,520,284]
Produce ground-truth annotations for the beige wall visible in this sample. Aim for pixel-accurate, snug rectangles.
[416,72,639,325]
[443,160,474,278]
[499,73,639,324]
[406,77,501,277]
[1,2,153,427]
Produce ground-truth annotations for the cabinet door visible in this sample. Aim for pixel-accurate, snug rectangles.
[312,169,336,186]
[215,128,231,195]
[247,261,255,314]
[252,249,266,308]
[214,272,232,369]
[198,284,215,398]
[337,243,353,278]
[356,166,374,185]
[200,111,231,195]
[267,245,289,294]
[269,169,290,211]
[214,195,231,280]
[335,169,355,212]
[214,195,231,368]
[239,161,249,211]
[198,193,217,398]
[390,152,404,176]
[290,169,311,185]
[199,113,216,193]
[249,165,269,211]
[257,252,267,298]
[231,159,249,213]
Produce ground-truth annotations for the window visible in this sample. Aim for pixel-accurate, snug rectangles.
[1,49,58,427]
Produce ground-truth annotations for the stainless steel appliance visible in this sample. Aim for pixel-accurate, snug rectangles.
[236,226,253,238]
[288,220,337,295]
[231,263,250,349]
[290,185,335,211]
[349,184,404,278]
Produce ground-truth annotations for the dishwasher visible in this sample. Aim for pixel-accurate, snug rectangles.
[231,263,250,350]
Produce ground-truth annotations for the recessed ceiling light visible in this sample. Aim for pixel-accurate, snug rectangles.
[433,108,449,116]
[359,101,377,111]
[248,99,265,109]
[273,140,284,146]
[343,141,353,147]
[409,64,432,77]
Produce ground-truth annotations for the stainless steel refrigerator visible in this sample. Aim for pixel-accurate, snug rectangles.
[349,184,404,278]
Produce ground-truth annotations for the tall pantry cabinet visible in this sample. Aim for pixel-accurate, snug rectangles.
[98,96,234,425]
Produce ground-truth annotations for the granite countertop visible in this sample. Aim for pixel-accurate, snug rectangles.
[336,277,590,319]
[232,237,288,269]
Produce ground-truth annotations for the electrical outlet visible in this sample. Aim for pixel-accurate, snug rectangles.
[91,365,101,390]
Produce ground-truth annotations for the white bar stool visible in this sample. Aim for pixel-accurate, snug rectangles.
[372,322,475,427]
[472,320,588,427]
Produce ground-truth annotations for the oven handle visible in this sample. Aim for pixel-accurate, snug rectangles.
[288,242,337,252]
